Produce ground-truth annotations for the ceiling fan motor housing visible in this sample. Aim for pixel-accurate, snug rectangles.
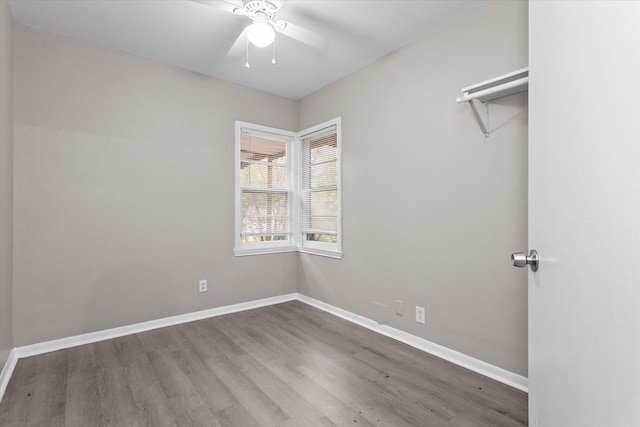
[243,1,278,21]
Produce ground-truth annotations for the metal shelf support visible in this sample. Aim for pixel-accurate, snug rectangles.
[456,67,528,138]
[467,99,489,138]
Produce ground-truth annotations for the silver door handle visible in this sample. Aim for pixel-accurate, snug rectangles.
[511,249,539,272]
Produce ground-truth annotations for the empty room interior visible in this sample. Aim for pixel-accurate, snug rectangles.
[1,1,639,426]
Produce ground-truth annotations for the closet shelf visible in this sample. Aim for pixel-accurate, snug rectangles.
[456,67,528,137]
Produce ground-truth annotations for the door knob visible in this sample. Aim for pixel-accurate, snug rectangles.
[511,249,539,272]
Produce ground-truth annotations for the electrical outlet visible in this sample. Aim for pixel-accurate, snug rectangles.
[415,306,425,324]
[199,279,207,293]
[395,300,403,316]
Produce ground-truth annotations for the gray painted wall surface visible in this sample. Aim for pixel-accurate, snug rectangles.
[12,23,298,346]
[297,1,528,376]
[0,0,13,367]
[10,1,528,378]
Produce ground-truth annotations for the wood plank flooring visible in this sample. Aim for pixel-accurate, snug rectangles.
[0,301,527,426]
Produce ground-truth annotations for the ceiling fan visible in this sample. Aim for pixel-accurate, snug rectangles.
[194,0,329,59]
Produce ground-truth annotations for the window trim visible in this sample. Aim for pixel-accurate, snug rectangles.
[234,121,298,256]
[233,118,342,259]
[298,118,342,258]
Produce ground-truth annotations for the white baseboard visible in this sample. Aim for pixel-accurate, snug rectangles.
[296,293,528,393]
[15,293,298,359]
[0,349,17,403]
[1,291,526,404]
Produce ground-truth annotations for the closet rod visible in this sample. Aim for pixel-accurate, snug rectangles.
[456,76,529,104]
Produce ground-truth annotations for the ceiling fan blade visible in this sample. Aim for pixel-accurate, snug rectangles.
[270,0,286,10]
[188,0,244,14]
[227,28,248,56]
[274,20,328,51]
[220,0,245,7]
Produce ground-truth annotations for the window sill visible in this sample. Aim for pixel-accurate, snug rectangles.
[298,247,343,259]
[234,246,298,257]
[234,246,342,259]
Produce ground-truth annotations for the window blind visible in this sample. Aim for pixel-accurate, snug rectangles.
[235,118,341,258]
[300,125,338,244]
[239,130,290,243]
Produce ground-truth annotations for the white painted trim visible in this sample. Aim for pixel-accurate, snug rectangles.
[296,293,529,393]
[0,349,17,403]
[1,291,526,406]
[297,247,343,259]
[15,293,297,359]
[298,117,343,258]
[234,120,297,256]
[234,118,343,260]
[233,246,298,257]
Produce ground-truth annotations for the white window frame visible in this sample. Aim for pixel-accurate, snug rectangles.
[233,118,342,259]
[234,121,298,256]
[298,119,342,259]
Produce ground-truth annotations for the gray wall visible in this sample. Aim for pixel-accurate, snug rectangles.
[0,0,13,367]
[12,23,298,346]
[297,1,528,376]
[11,1,528,378]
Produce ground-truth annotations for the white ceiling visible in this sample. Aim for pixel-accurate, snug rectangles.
[8,0,484,100]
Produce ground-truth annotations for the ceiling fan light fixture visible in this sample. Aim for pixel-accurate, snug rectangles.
[246,21,275,48]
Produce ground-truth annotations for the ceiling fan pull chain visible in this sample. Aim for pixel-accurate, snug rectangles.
[272,36,276,64]
[245,37,250,68]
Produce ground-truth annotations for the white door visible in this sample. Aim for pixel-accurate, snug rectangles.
[528,2,640,426]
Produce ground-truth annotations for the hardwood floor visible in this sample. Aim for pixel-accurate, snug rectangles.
[0,301,527,426]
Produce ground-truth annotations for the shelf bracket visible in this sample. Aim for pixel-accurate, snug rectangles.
[466,99,489,138]
[456,67,528,138]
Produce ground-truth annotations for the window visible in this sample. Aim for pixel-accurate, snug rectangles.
[234,123,296,256]
[299,123,341,257]
[234,118,342,258]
